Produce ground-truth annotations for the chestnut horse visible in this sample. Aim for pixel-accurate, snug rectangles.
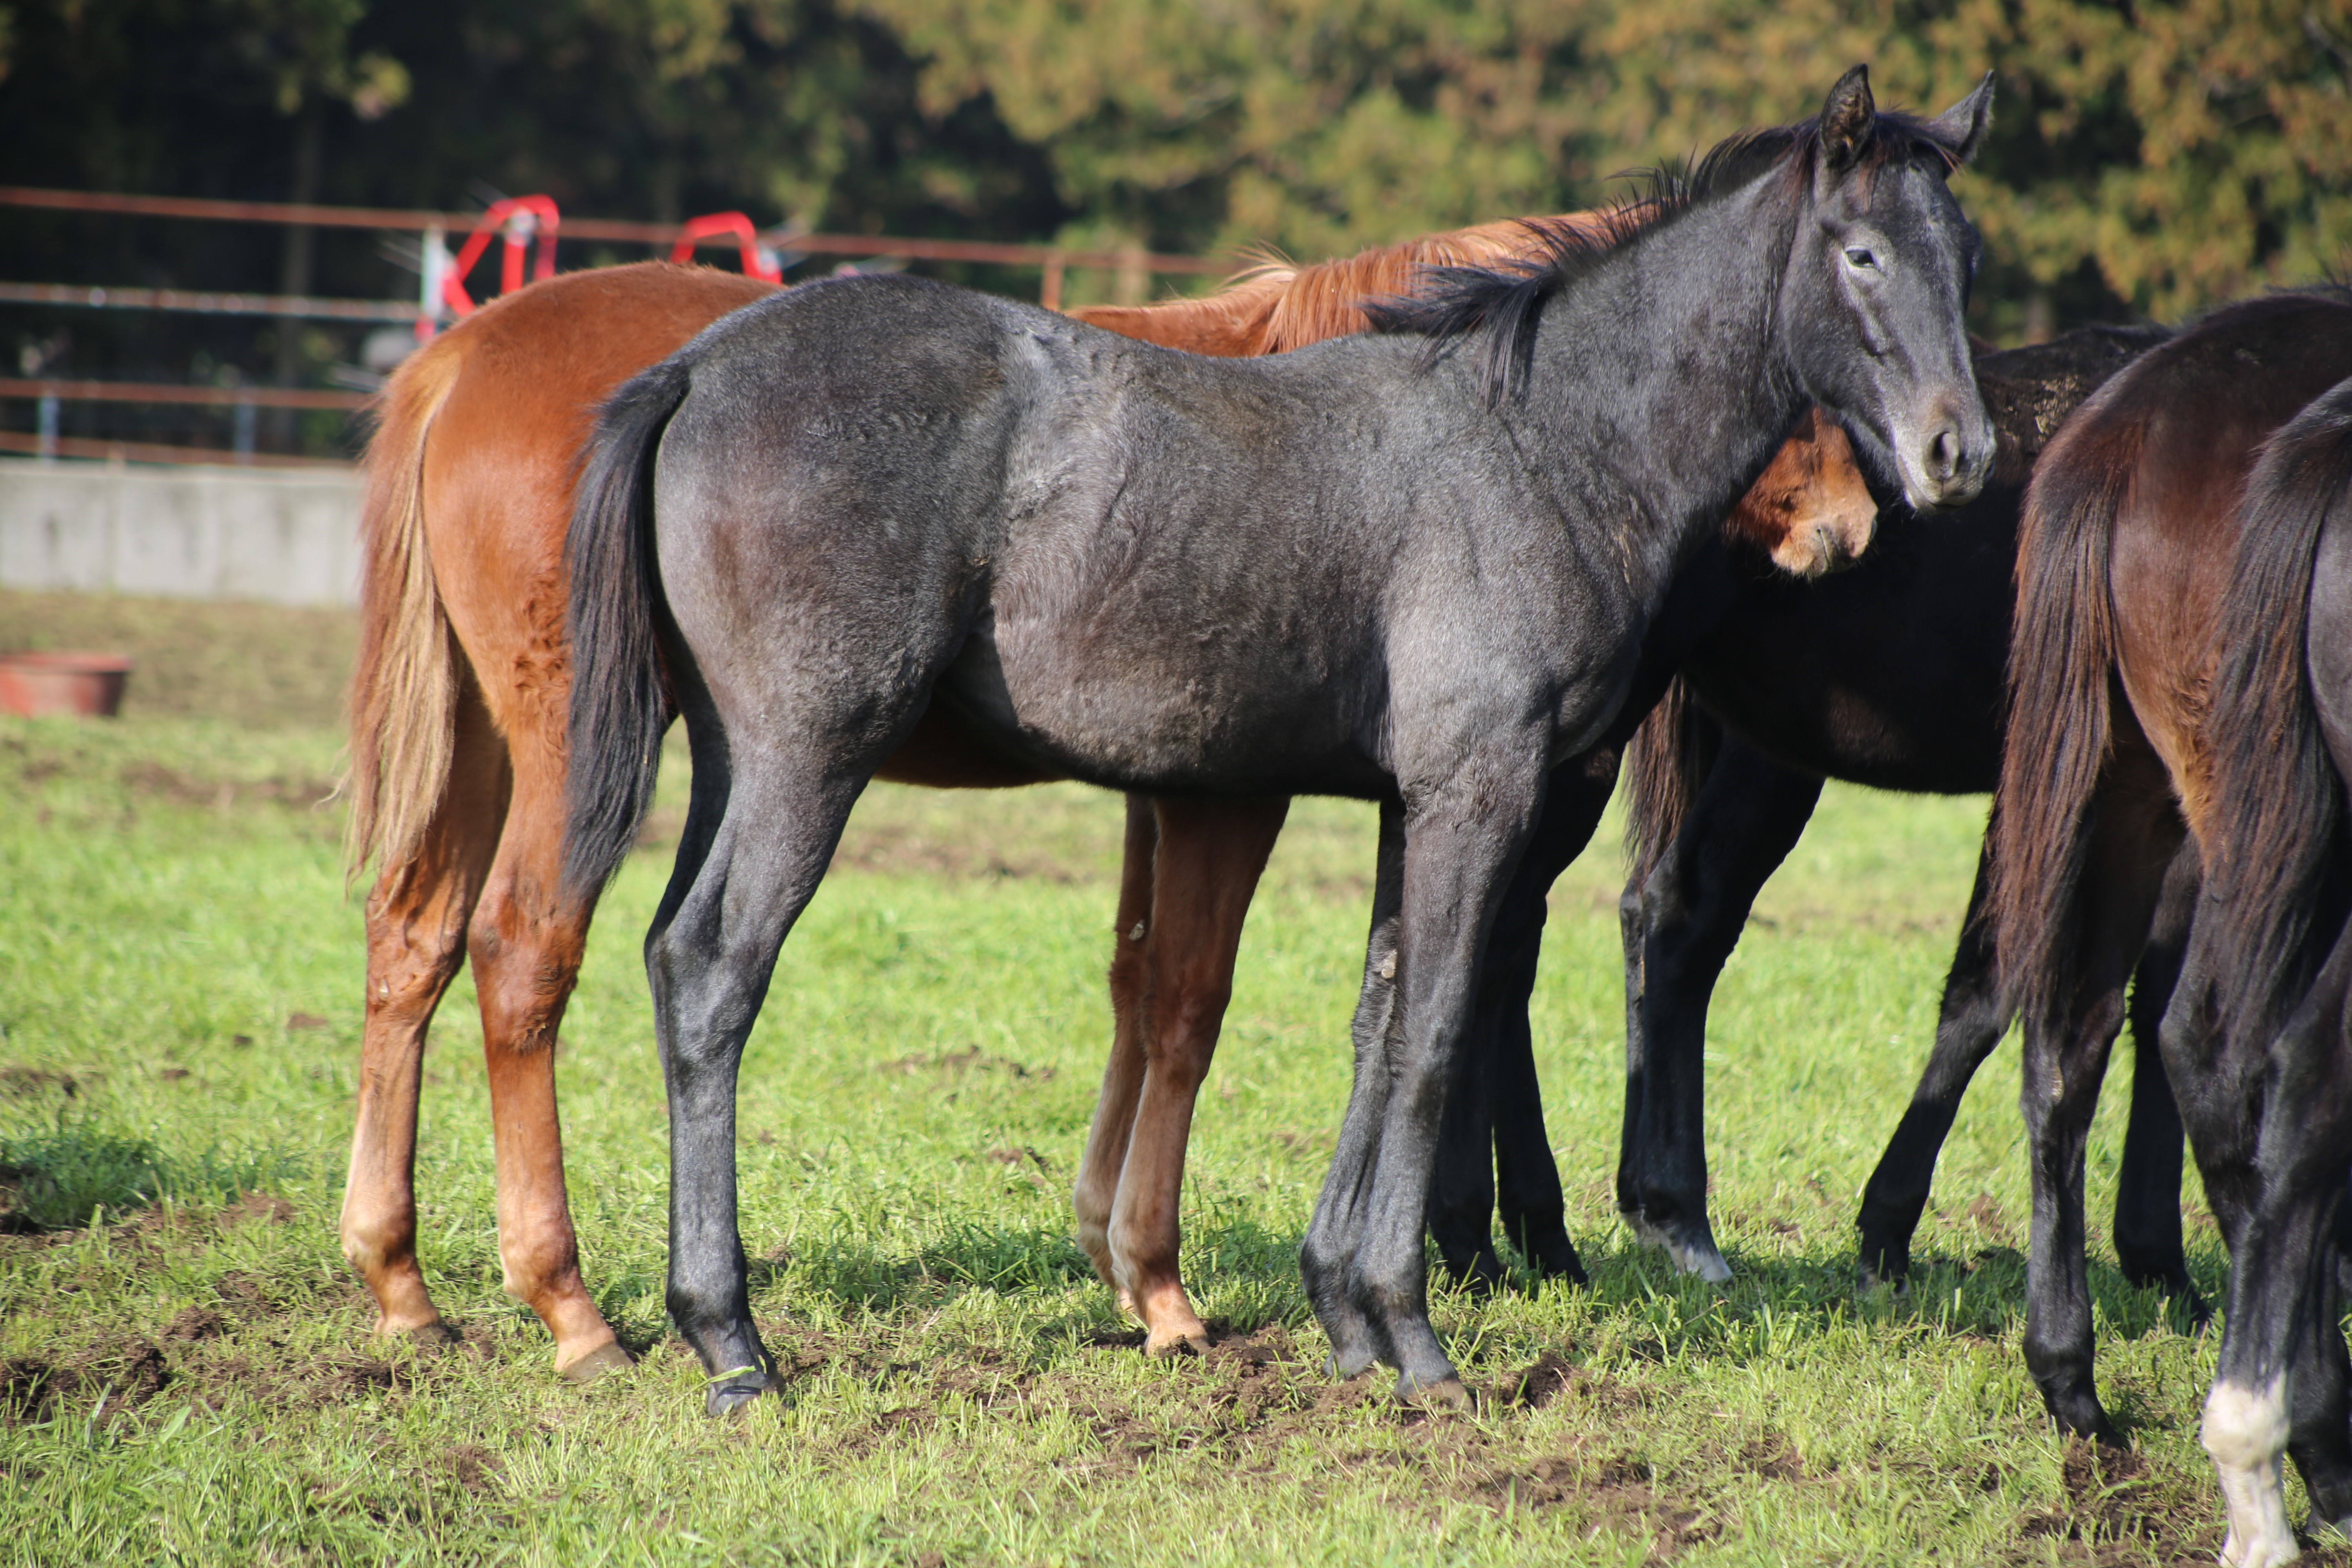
[340,239,1871,1377]
[1989,291,2352,1540]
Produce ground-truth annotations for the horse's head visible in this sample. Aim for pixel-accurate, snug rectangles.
[1728,408,1878,577]
[1778,66,1996,512]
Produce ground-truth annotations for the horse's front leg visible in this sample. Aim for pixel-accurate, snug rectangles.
[1327,749,1545,1403]
[1856,836,2004,1288]
[1432,750,1614,1287]
[1619,736,1820,1282]
[1301,798,1406,1380]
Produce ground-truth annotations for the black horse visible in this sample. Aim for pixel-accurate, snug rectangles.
[563,67,1995,1413]
[1417,325,2187,1298]
[2168,371,2352,1566]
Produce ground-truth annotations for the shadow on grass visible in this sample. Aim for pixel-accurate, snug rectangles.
[1562,1236,2221,1365]
[0,1116,298,1231]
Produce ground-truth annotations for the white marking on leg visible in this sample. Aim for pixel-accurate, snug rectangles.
[2204,1374,2297,1567]
[1626,1212,1733,1283]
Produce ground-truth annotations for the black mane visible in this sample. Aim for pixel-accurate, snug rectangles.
[1367,112,1963,405]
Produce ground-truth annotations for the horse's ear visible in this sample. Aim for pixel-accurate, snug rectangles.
[1818,65,1876,172]
[1927,72,1997,166]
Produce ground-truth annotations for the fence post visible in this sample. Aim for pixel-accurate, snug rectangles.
[1115,245,1147,306]
[36,392,59,460]
[1039,250,1066,313]
[417,224,447,341]
[233,398,257,462]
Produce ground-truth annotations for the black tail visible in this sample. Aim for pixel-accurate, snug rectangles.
[562,355,694,902]
[1987,396,2139,1038]
[1622,675,1721,885]
[2202,375,2352,1048]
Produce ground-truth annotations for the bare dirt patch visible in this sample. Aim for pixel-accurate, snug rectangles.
[0,1065,79,1097]
[2018,1440,2222,1563]
[448,1444,502,1493]
[1,1335,170,1425]
[218,1192,296,1228]
[165,1306,229,1343]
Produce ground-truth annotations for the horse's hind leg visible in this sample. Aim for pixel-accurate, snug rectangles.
[463,735,631,1380]
[1106,794,1288,1356]
[2111,840,2201,1314]
[648,702,885,1414]
[2202,920,2352,1564]
[1855,838,2005,1288]
[341,682,506,1344]
[1073,796,1158,1309]
[2018,746,2182,1444]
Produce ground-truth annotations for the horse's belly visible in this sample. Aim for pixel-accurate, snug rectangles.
[939,625,1373,795]
[873,705,1061,789]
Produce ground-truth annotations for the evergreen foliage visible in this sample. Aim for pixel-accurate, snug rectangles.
[0,0,2339,358]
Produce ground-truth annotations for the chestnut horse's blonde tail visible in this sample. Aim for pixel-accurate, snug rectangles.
[343,337,466,889]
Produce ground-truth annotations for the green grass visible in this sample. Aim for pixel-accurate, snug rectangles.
[0,593,2265,1565]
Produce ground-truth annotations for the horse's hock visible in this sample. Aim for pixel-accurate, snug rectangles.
[0,457,363,607]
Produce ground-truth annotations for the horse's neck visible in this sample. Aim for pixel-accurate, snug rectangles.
[1521,180,1806,611]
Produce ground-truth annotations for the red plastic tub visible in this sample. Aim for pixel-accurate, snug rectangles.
[0,652,134,718]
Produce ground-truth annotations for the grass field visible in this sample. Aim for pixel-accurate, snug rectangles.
[0,591,2275,1565]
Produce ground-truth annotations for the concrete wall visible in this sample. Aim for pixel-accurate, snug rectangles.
[0,458,364,608]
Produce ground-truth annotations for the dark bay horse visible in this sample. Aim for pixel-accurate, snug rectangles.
[339,242,1869,1372]
[2172,372,2352,1566]
[562,67,1996,1412]
[1989,292,2352,1470]
[1560,324,2177,1291]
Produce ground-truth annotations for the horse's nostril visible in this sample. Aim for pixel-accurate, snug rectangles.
[1929,426,1960,480]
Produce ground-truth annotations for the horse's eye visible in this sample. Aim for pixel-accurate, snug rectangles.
[1844,247,1880,272]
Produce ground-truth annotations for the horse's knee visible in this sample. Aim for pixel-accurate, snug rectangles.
[363,898,470,1029]
[1108,927,1150,1016]
[468,898,584,1057]
[498,1221,582,1301]
[1141,969,1230,1084]
[339,1200,410,1276]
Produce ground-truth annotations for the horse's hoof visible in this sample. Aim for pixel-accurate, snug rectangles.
[1144,1326,1209,1359]
[1526,1243,1590,1289]
[1857,1260,1909,1296]
[558,1341,636,1384]
[1628,1213,1733,1283]
[2167,1281,2213,1330]
[1396,1372,1474,1410]
[403,1321,463,1352]
[704,1370,771,1417]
